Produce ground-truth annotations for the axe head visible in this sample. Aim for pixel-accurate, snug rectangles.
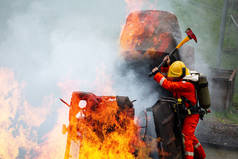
[185,28,197,43]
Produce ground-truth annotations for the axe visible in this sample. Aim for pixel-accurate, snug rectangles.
[148,28,197,77]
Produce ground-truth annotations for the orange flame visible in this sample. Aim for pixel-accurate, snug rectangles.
[120,10,178,60]
[0,68,42,158]
[62,93,151,159]
[120,11,161,59]
[0,68,155,159]
[0,68,67,159]
[35,107,67,159]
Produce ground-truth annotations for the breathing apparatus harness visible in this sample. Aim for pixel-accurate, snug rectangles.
[177,97,205,121]
[176,70,211,121]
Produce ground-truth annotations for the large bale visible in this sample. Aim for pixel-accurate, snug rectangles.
[63,92,137,159]
[120,10,182,69]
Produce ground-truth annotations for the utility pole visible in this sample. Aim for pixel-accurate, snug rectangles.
[217,0,229,67]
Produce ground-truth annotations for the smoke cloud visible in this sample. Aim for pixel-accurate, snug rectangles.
[0,0,236,158]
[0,0,162,158]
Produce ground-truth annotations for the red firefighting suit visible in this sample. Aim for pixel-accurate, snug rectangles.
[154,72,206,159]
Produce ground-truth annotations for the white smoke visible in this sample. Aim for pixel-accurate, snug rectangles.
[0,0,236,158]
[0,0,169,117]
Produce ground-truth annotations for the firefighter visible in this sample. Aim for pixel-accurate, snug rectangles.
[152,57,206,159]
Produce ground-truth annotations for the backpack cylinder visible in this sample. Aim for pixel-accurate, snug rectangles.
[198,75,210,109]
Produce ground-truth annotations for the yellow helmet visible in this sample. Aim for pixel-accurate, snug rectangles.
[167,61,190,78]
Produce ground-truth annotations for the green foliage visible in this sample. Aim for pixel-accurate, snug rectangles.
[166,0,238,124]
[233,93,238,106]
[169,0,238,94]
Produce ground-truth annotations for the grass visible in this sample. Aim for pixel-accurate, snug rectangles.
[209,91,238,125]
[233,93,238,109]
[212,101,238,125]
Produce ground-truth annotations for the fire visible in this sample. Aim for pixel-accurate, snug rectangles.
[0,68,67,159]
[62,92,151,159]
[0,68,39,158]
[35,107,67,159]
[0,67,154,159]
[120,10,180,60]
[120,11,162,59]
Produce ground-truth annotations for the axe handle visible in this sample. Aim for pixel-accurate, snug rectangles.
[176,36,190,49]
[148,35,193,77]
[148,48,177,77]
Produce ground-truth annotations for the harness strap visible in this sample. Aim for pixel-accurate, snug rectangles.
[181,97,199,115]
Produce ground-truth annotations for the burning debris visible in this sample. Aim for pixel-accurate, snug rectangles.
[61,92,151,159]
[0,68,64,159]
[120,10,181,61]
